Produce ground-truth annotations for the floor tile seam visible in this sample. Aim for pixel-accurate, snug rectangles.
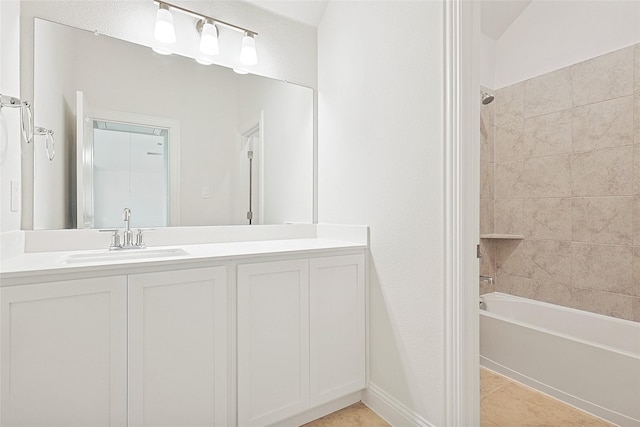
[480,385,508,401]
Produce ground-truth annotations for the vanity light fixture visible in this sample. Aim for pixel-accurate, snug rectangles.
[151,1,258,66]
[152,46,172,55]
[196,57,215,66]
[154,3,176,44]
[240,31,257,65]
[197,18,219,56]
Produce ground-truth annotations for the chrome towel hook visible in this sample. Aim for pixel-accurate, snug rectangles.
[35,126,55,161]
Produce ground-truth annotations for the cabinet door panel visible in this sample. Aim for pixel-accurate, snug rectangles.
[310,254,365,406]
[237,260,309,427]
[0,276,127,427]
[128,267,227,427]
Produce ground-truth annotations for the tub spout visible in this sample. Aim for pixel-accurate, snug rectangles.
[480,275,494,285]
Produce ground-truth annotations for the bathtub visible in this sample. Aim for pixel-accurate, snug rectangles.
[480,292,640,427]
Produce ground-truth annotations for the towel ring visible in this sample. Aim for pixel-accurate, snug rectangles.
[35,126,55,161]
[0,94,33,144]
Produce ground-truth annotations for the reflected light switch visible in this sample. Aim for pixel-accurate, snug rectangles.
[10,180,19,212]
[201,186,210,199]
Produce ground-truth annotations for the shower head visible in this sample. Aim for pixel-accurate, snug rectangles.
[481,91,495,105]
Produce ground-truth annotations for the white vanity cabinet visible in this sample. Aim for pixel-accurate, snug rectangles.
[127,266,228,427]
[237,259,311,427]
[0,235,368,427]
[0,276,128,427]
[237,254,365,427]
[309,255,366,406]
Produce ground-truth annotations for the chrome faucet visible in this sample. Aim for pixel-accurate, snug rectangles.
[100,208,146,250]
[480,275,494,285]
[122,208,133,247]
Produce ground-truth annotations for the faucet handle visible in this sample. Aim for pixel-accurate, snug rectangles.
[99,229,121,250]
[135,229,147,248]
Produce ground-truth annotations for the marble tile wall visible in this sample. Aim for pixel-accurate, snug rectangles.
[480,43,640,322]
[480,86,496,296]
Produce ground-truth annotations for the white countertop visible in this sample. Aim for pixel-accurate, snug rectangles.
[0,238,367,285]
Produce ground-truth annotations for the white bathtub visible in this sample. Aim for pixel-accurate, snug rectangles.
[480,292,640,427]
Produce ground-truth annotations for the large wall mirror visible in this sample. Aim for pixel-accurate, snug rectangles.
[29,18,313,230]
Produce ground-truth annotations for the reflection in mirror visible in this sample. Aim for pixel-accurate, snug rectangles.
[92,121,168,229]
[31,18,313,230]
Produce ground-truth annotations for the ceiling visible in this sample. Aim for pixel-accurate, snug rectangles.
[243,0,532,39]
[480,0,532,39]
[243,0,329,27]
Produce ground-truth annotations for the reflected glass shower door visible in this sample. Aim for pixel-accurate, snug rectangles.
[92,121,168,228]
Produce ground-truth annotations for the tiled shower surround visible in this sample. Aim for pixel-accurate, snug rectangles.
[480,43,640,322]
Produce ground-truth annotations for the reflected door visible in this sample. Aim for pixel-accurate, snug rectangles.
[92,121,168,228]
[238,120,262,225]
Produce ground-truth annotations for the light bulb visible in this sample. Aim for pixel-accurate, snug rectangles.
[240,31,257,66]
[199,19,219,56]
[154,3,176,44]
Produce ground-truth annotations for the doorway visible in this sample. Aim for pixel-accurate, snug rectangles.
[92,121,168,229]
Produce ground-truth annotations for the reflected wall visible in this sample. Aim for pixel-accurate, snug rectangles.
[31,19,313,229]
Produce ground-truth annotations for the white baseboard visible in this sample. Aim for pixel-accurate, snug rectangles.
[270,391,362,427]
[362,383,435,427]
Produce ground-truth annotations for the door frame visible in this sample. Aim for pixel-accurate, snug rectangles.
[444,1,480,425]
[89,108,181,226]
[238,111,264,225]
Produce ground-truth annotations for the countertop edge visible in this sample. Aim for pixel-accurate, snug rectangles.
[0,239,367,286]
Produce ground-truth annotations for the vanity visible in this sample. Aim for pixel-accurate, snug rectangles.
[0,224,368,427]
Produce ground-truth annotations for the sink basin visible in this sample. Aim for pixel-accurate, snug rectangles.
[63,248,190,264]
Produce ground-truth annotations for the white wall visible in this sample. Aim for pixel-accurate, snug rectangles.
[0,0,22,237]
[493,0,640,88]
[32,20,75,229]
[479,33,496,89]
[318,1,445,424]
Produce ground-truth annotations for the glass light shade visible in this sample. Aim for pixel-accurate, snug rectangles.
[240,32,257,65]
[199,20,219,56]
[154,6,176,44]
[196,56,214,65]
[233,68,249,75]
[151,46,172,55]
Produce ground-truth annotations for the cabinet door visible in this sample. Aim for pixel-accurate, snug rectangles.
[128,266,228,427]
[310,254,366,406]
[0,276,127,427]
[237,260,310,427]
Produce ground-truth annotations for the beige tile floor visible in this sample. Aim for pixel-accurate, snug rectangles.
[480,368,614,427]
[302,402,390,427]
[303,369,614,427]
